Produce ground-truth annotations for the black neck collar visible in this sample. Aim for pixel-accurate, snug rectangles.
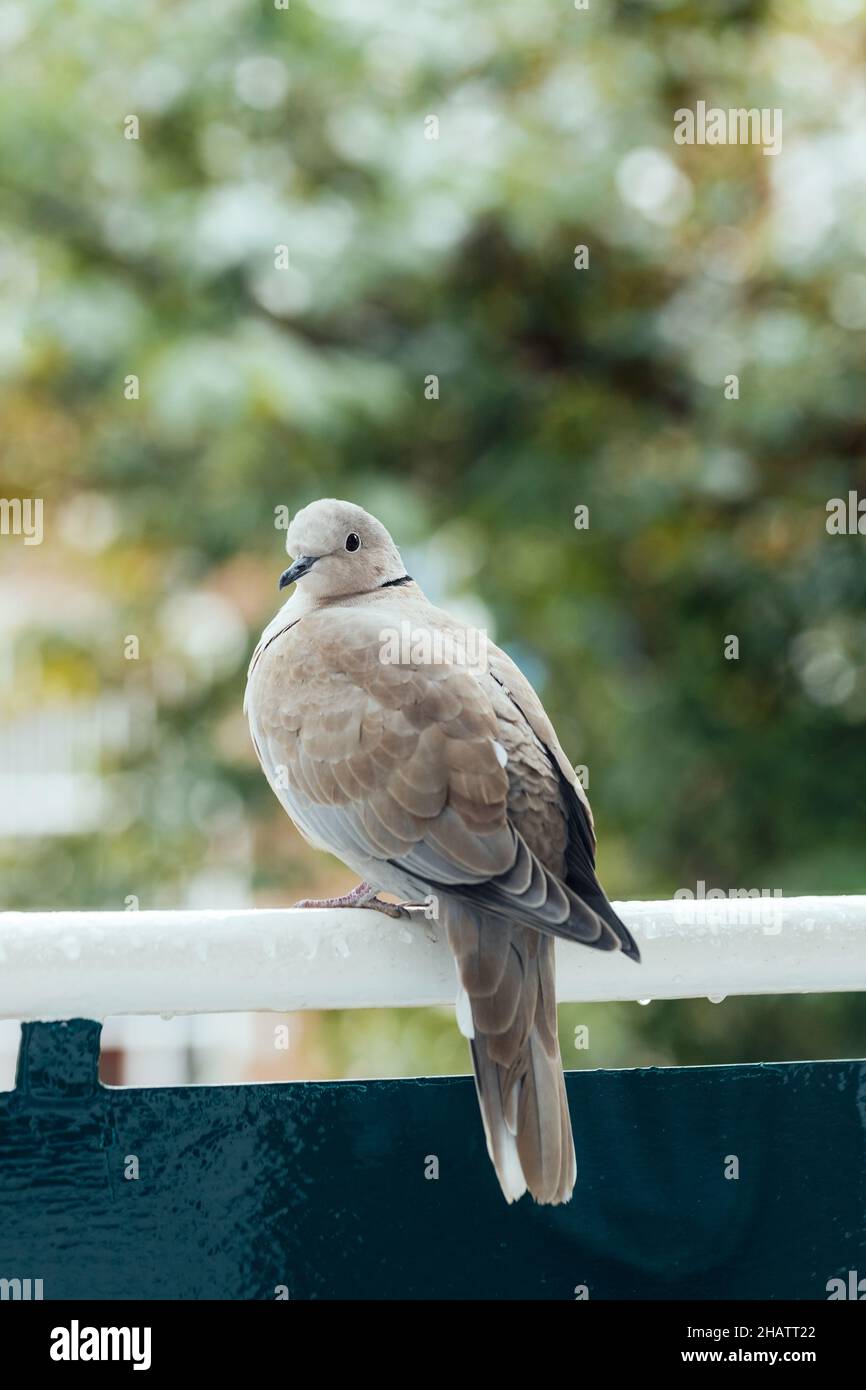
[379,575,413,589]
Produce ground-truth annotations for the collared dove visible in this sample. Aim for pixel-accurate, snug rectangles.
[246,499,639,1205]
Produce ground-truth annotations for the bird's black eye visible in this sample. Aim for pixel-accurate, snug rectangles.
[345,533,361,552]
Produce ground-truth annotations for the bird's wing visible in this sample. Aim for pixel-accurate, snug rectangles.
[484,642,638,959]
[247,604,624,952]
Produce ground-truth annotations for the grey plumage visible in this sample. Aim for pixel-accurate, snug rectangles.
[245,499,639,1204]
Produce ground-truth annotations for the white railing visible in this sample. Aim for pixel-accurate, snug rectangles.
[1,896,865,1022]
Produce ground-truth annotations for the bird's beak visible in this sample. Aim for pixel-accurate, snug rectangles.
[279,555,318,590]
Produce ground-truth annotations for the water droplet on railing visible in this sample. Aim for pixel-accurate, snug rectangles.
[707,992,726,1004]
[637,998,652,1006]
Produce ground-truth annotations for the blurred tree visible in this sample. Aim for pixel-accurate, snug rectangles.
[1,0,864,1073]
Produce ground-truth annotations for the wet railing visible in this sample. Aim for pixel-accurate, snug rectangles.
[1,898,865,1300]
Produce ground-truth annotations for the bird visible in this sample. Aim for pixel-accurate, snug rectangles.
[245,499,639,1205]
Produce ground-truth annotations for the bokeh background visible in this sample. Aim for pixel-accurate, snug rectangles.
[1,0,865,1085]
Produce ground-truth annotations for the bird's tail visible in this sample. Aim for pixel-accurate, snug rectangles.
[447,907,575,1205]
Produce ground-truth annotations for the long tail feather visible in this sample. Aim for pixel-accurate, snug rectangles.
[449,907,576,1205]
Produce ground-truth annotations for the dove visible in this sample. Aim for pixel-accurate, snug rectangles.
[245,499,639,1205]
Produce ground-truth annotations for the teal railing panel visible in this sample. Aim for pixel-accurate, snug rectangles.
[0,1020,864,1300]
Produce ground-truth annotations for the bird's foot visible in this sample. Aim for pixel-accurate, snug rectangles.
[356,897,407,920]
[291,881,406,919]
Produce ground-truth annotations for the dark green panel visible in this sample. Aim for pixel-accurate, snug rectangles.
[0,1021,863,1300]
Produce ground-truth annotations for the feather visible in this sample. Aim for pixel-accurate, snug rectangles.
[245,498,640,1205]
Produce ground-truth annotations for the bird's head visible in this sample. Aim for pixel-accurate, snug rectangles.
[280,499,409,599]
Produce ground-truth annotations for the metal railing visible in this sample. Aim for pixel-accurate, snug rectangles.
[2,895,865,1301]
[1,895,865,1021]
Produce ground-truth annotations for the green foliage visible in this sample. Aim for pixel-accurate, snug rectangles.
[1,0,865,1070]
